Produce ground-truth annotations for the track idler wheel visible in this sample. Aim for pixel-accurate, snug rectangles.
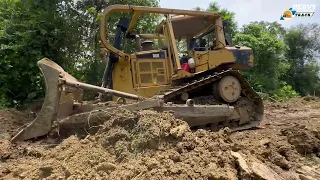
[214,75,241,103]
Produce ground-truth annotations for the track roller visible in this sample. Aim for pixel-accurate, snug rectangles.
[214,75,241,103]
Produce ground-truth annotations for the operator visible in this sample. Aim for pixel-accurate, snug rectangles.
[189,38,200,51]
[189,38,208,51]
[180,55,190,72]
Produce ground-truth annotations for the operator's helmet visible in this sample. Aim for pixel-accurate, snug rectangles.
[188,58,195,68]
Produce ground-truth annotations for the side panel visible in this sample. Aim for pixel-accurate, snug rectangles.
[136,59,168,86]
[193,51,209,72]
[207,49,235,69]
[135,50,170,87]
[113,51,172,100]
[192,49,235,73]
[192,47,253,72]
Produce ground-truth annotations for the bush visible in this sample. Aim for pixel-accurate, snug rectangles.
[271,82,300,101]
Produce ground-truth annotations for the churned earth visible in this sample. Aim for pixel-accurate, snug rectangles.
[0,97,319,180]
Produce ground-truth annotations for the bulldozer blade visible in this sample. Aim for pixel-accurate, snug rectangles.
[11,58,146,142]
[11,58,65,142]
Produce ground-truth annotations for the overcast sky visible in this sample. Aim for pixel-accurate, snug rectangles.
[158,0,319,29]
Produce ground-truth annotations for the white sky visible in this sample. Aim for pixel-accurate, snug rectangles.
[158,0,320,29]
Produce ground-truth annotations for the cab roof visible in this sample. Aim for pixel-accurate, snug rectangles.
[155,15,218,38]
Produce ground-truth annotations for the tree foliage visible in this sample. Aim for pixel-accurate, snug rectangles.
[206,1,237,37]
[234,22,287,93]
[0,0,84,106]
[282,23,320,96]
[0,0,159,107]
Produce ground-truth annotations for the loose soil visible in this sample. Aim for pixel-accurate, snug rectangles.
[0,97,320,180]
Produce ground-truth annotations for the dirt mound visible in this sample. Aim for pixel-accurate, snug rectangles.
[0,109,32,139]
[1,109,241,179]
[281,125,320,155]
[0,109,34,162]
[1,98,320,179]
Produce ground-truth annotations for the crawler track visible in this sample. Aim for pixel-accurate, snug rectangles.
[160,69,264,131]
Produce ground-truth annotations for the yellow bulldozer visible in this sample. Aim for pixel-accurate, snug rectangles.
[11,5,264,141]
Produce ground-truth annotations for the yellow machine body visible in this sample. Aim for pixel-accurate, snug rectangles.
[99,5,255,100]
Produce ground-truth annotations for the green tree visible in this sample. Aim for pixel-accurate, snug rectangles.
[250,21,286,38]
[206,1,238,37]
[0,0,160,107]
[0,0,84,107]
[282,23,320,96]
[233,22,287,93]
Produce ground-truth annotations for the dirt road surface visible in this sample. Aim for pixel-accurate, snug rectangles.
[0,98,319,179]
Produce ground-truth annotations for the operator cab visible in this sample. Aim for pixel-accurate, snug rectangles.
[154,15,232,73]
